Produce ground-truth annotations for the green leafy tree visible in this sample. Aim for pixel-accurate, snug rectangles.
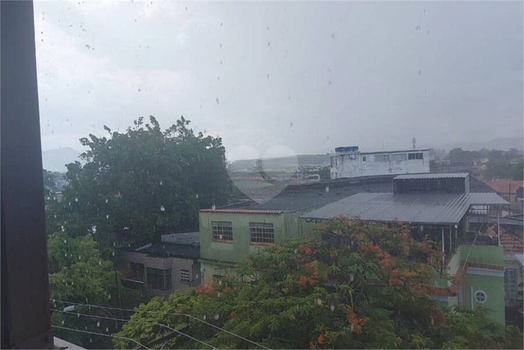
[47,116,231,250]
[115,219,520,349]
[48,231,120,348]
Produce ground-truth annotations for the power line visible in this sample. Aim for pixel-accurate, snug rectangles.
[52,299,270,349]
[157,323,214,349]
[51,325,150,349]
[52,308,215,349]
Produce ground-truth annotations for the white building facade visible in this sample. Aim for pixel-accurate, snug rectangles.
[330,146,431,179]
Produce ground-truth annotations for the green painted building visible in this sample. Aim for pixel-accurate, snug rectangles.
[199,177,395,280]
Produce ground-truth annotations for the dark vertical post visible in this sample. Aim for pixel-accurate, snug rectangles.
[1,1,53,348]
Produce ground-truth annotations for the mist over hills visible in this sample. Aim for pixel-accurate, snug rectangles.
[42,147,81,172]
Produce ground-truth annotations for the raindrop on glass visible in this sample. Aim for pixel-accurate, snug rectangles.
[203,315,206,320]
[317,298,322,305]
[106,327,109,332]
[96,320,100,327]
[415,25,421,31]
[106,214,109,219]
[105,198,108,203]
[61,226,65,232]
[75,198,78,202]
[330,303,335,312]
[216,98,219,105]
[417,70,422,76]
[63,239,67,244]
[214,314,219,320]
[160,205,165,212]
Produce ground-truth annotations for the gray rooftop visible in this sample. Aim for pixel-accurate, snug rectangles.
[161,232,199,244]
[394,173,469,180]
[469,192,509,206]
[301,191,507,225]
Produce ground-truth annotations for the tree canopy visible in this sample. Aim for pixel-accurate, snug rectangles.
[46,116,231,250]
[115,218,522,349]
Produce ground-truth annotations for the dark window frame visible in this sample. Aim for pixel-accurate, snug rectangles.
[146,268,172,291]
[1,1,53,348]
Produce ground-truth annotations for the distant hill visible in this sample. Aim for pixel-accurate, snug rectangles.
[42,147,81,172]
[440,137,523,152]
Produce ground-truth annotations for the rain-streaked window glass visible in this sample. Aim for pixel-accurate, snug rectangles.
[34,0,523,348]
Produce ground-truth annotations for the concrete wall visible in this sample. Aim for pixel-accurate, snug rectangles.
[462,271,505,324]
[199,210,318,281]
[119,251,199,294]
[457,244,506,324]
[331,150,430,179]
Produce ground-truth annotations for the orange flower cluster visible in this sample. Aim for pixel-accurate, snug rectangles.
[195,282,214,294]
[381,252,392,266]
[317,330,330,344]
[346,307,369,334]
[389,267,415,286]
[363,242,384,255]
[298,275,315,286]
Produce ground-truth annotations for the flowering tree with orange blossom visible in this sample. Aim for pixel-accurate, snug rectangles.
[115,218,522,349]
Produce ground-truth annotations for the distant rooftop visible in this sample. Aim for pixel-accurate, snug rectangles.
[394,173,469,180]
[482,179,524,194]
[161,232,199,244]
[143,241,199,259]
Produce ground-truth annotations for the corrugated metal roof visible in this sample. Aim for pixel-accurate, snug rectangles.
[469,192,508,205]
[394,173,469,180]
[301,191,507,224]
[199,209,283,215]
[301,192,471,224]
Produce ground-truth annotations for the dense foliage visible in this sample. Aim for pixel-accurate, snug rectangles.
[114,218,522,349]
[445,148,523,180]
[46,116,231,250]
[48,231,120,348]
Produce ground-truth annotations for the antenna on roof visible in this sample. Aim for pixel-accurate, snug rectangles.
[412,137,416,150]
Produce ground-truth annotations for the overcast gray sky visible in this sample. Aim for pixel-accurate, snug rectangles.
[34,0,523,160]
